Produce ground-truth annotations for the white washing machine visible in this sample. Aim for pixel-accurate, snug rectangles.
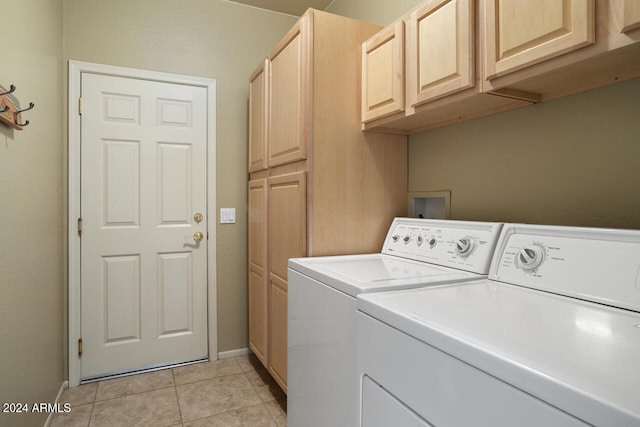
[287,218,504,427]
[357,224,640,426]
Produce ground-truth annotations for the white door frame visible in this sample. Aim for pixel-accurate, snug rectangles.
[68,60,217,387]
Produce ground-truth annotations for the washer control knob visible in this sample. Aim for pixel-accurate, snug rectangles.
[429,238,437,248]
[392,235,400,243]
[403,235,411,244]
[455,238,475,257]
[417,235,424,246]
[517,245,545,270]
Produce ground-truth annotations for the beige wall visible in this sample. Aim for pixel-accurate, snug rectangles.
[408,77,640,229]
[327,0,421,25]
[63,0,296,353]
[0,0,65,426]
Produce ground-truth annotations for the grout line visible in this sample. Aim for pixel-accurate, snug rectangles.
[172,370,184,426]
[91,381,98,403]
[87,402,95,427]
[170,367,185,425]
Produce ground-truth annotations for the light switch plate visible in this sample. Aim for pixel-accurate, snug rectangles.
[220,208,236,224]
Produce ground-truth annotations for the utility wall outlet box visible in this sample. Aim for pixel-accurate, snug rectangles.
[220,208,236,224]
[408,191,451,219]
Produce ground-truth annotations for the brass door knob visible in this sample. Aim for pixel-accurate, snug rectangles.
[193,231,204,242]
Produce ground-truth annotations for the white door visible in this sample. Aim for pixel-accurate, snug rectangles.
[80,73,208,379]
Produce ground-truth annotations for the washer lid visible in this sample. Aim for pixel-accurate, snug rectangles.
[357,281,640,426]
[288,254,482,297]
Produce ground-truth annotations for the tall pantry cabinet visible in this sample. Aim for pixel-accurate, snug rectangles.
[248,9,407,392]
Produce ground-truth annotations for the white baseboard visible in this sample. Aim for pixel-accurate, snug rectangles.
[217,348,250,359]
[44,380,68,427]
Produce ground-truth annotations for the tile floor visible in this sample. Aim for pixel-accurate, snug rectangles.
[51,354,286,426]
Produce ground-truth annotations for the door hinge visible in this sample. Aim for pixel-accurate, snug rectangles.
[77,218,82,236]
[78,97,83,115]
[78,338,83,357]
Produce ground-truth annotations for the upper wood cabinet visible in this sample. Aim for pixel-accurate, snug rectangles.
[248,60,268,172]
[363,0,640,134]
[362,20,405,122]
[362,0,477,126]
[362,0,531,133]
[483,0,595,80]
[268,17,310,168]
[406,0,474,111]
[481,0,640,100]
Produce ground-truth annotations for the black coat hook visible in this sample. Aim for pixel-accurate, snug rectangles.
[14,102,34,127]
[0,85,15,113]
[0,84,16,96]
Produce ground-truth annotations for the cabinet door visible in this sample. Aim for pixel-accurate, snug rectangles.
[407,0,474,109]
[249,60,268,173]
[268,171,307,285]
[267,171,306,390]
[623,0,640,33]
[248,178,268,365]
[269,282,288,390]
[362,20,405,123]
[269,17,310,168]
[484,0,595,80]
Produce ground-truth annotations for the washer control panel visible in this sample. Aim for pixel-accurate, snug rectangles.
[382,218,504,275]
[491,224,640,313]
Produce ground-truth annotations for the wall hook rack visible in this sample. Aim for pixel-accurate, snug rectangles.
[0,84,35,130]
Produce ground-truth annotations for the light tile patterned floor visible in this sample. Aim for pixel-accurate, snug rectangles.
[51,354,287,427]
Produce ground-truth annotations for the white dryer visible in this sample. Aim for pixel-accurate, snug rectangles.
[357,224,640,426]
[287,218,504,427]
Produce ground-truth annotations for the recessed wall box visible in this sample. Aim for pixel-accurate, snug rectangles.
[408,191,451,219]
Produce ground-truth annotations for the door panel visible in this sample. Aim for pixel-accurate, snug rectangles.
[248,178,268,365]
[81,73,208,379]
[158,252,193,336]
[268,172,307,284]
[103,140,140,226]
[484,0,595,79]
[157,142,192,225]
[268,17,309,167]
[362,20,405,123]
[249,60,269,172]
[103,255,140,343]
[407,0,474,108]
[267,171,306,391]
[269,280,288,390]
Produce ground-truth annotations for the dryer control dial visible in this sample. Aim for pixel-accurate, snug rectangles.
[517,245,545,271]
[455,238,475,258]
